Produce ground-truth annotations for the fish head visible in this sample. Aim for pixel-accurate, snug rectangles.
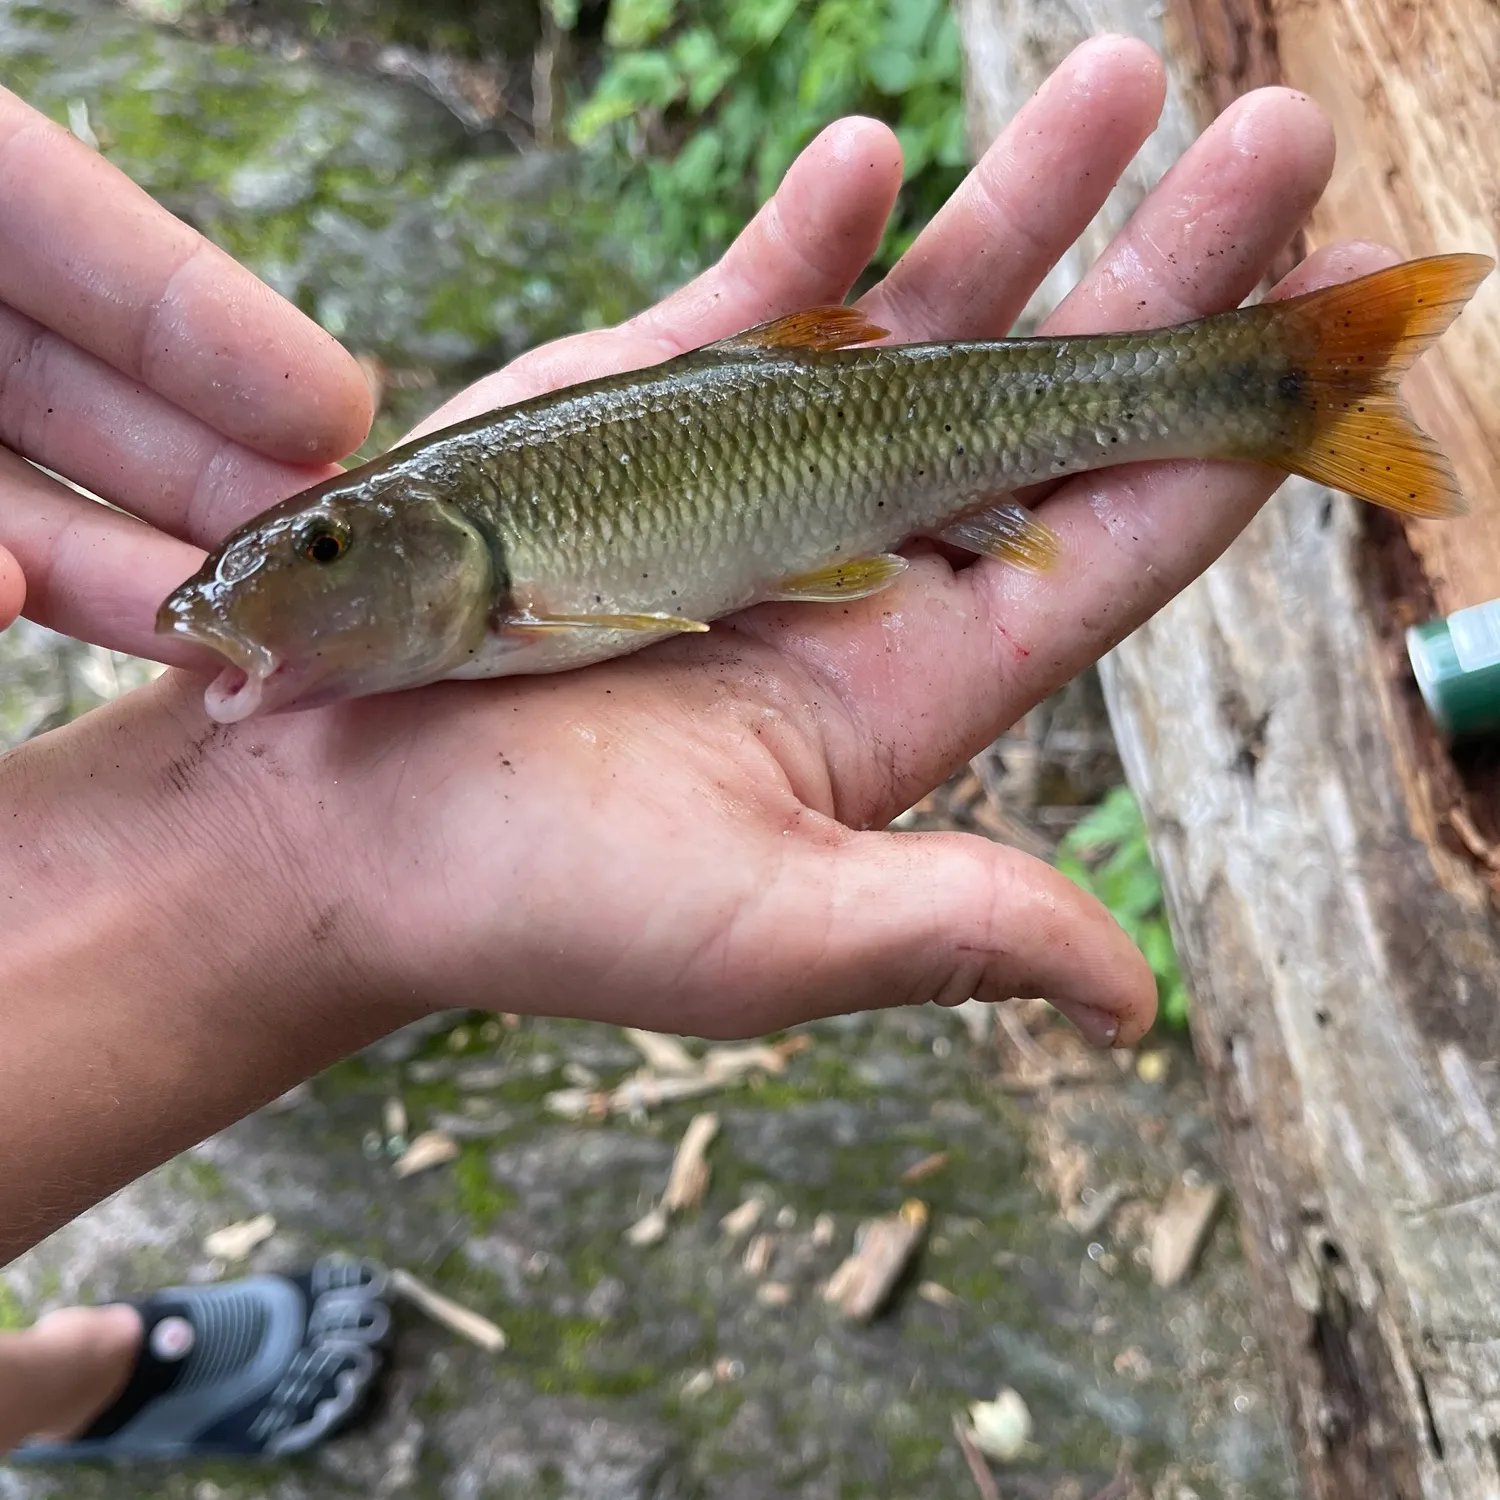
[157,476,493,723]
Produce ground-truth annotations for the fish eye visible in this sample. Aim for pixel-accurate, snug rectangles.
[296,517,350,566]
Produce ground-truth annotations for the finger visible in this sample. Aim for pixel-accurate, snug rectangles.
[0,447,211,666]
[0,87,372,463]
[945,241,1395,704]
[859,33,1165,340]
[737,828,1156,1047]
[741,86,1339,823]
[403,116,903,439]
[0,303,342,545]
[0,543,22,630]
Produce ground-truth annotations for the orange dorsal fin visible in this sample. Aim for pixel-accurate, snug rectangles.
[706,305,889,356]
[1258,253,1493,518]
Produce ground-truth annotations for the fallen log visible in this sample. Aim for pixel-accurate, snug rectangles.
[955,4,1500,1496]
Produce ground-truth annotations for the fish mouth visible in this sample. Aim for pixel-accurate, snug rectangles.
[155,592,280,724]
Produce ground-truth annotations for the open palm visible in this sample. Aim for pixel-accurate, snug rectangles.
[0,37,1376,1049]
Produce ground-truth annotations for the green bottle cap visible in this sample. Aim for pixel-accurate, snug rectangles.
[1406,599,1500,740]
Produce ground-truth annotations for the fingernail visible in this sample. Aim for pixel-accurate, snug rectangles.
[1071,1004,1121,1048]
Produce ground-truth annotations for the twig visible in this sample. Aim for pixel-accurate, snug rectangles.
[996,1004,1112,1088]
[661,1112,719,1213]
[951,1416,1002,1500]
[390,1268,506,1353]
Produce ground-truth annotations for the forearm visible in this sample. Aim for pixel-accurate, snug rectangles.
[0,677,412,1261]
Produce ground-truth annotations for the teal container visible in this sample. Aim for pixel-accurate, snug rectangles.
[1406,599,1500,740]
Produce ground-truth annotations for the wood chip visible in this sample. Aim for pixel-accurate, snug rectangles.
[543,1086,605,1120]
[389,1267,506,1352]
[661,1112,719,1213]
[756,1281,794,1307]
[720,1196,765,1244]
[624,1206,668,1247]
[918,1280,961,1308]
[202,1213,275,1261]
[392,1130,460,1178]
[1150,1178,1224,1287]
[622,1028,700,1075]
[900,1150,950,1185]
[742,1232,774,1276]
[811,1212,836,1247]
[702,1041,792,1081]
[823,1200,928,1321]
[607,1072,730,1112]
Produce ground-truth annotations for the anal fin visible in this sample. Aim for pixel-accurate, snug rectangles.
[937,503,1060,572]
[768,554,908,603]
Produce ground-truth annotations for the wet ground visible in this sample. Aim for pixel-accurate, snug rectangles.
[0,3,1297,1495]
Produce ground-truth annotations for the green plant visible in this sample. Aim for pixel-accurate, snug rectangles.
[560,0,969,283]
[1055,785,1190,1030]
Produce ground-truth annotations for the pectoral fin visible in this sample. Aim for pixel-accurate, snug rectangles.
[768,554,908,603]
[513,611,710,634]
[937,503,1060,572]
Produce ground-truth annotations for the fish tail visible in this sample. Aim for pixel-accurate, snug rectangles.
[1255,253,1492,518]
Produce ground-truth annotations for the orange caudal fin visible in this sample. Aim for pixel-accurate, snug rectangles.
[1262,253,1493,518]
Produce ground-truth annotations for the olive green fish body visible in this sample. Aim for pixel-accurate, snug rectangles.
[155,253,1494,721]
[399,322,1293,676]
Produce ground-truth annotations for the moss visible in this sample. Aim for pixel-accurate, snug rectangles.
[166,1153,232,1202]
[0,1278,29,1330]
[452,1143,517,1228]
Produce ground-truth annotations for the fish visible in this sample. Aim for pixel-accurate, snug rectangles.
[157,253,1493,723]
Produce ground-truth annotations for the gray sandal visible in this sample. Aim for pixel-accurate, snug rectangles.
[12,1255,391,1462]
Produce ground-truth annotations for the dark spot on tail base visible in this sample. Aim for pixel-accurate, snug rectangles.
[1278,369,1305,402]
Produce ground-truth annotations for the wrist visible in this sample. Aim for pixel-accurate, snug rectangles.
[0,673,414,1257]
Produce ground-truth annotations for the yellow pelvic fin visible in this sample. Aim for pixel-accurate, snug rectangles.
[707,305,889,356]
[768,554,909,603]
[938,502,1061,572]
[517,610,710,634]
[1259,253,1493,518]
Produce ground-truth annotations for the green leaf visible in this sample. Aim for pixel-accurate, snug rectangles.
[1140,920,1180,985]
[727,0,801,47]
[673,29,739,111]
[865,44,918,95]
[670,127,724,194]
[1059,784,1144,857]
[1160,977,1191,1030]
[605,0,679,49]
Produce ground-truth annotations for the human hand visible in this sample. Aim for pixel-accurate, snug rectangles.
[0,546,20,630]
[3,37,1365,1053]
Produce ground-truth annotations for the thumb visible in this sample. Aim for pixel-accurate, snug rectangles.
[749,827,1157,1046]
[0,545,24,631]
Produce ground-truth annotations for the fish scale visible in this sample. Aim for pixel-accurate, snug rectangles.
[154,254,1493,721]
[447,337,1254,629]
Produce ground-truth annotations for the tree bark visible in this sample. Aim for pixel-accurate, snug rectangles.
[954,4,1500,1498]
